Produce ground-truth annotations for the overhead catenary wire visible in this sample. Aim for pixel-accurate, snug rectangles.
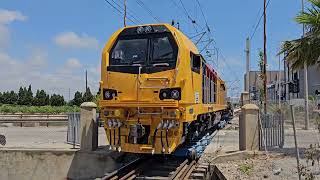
[249,0,271,40]
[194,0,211,33]
[104,0,143,24]
[190,0,240,95]
[135,0,161,22]
[169,0,202,34]
[110,0,143,24]
[178,0,196,24]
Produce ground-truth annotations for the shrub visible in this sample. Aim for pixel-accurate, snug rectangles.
[0,104,80,114]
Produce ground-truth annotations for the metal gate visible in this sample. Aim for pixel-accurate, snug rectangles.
[67,113,80,145]
[259,113,284,149]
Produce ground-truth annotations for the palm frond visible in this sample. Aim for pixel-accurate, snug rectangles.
[308,0,320,9]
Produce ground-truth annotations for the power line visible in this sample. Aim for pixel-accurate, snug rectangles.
[135,0,161,22]
[104,0,142,24]
[194,0,211,33]
[169,0,201,34]
[104,0,137,24]
[249,0,271,40]
[110,0,143,24]
[178,0,196,23]
[189,31,206,39]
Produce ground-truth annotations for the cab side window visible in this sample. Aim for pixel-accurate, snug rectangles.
[190,52,201,74]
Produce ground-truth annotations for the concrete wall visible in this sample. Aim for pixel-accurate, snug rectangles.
[292,65,320,99]
[0,148,129,180]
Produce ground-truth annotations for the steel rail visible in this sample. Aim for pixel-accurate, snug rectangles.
[169,159,188,180]
[102,157,145,180]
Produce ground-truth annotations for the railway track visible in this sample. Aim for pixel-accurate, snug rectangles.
[100,118,231,180]
[100,155,218,180]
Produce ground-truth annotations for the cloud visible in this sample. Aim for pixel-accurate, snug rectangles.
[66,58,82,69]
[54,32,99,49]
[0,51,99,99]
[0,9,27,48]
[0,9,27,25]
[0,25,9,48]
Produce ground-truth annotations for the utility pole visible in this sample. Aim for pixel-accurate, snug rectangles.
[245,38,250,94]
[278,53,281,109]
[68,88,71,102]
[124,0,127,27]
[302,0,309,130]
[263,0,268,114]
[85,70,88,91]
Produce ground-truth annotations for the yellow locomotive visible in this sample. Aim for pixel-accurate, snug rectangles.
[99,24,227,156]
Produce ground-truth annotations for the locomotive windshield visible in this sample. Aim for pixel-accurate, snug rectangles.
[111,38,148,65]
[151,36,175,62]
[109,32,178,74]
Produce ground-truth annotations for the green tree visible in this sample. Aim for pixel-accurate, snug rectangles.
[17,87,26,105]
[83,87,94,102]
[50,94,65,106]
[280,0,320,69]
[9,91,18,104]
[34,89,48,106]
[25,85,33,106]
[0,92,3,104]
[45,94,50,105]
[71,91,83,106]
[2,91,18,104]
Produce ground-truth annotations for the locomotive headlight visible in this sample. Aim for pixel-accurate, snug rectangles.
[159,88,181,100]
[171,90,180,100]
[162,91,168,98]
[104,91,111,99]
[103,89,117,100]
[137,26,144,34]
[144,26,152,33]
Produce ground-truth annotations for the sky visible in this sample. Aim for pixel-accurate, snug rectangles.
[0,0,304,99]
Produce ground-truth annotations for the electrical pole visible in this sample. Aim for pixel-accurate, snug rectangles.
[263,0,268,114]
[124,0,127,27]
[302,0,309,130]
[278,53,281,109]
[85,70,88,91]
[246,38,250,94]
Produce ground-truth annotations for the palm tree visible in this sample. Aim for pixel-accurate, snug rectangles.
[280,0,320,69]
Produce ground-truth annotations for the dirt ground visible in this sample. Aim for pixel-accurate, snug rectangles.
[210,153,320,180]
[199,113,320,180]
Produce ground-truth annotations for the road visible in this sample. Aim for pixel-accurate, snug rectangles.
[0,126,107,149]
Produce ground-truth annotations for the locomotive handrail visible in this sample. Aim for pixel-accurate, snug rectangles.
[152,63,169,67]
[137,66,169,89]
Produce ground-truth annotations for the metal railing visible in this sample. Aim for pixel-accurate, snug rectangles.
[66,113,101,147]
[67,113,80,146]
[259,113,284,149]
[0,114,68,123]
